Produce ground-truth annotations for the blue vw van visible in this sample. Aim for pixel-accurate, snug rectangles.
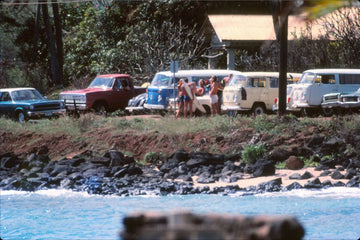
[144,69,242,111]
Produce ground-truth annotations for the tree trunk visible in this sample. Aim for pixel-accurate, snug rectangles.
[270,0,290,117]
[52,0,63,83]
[42,0,62,86]
[32,3,41,62]
[278,15,288,116]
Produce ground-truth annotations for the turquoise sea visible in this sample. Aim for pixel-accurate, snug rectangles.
[1,187,360,240]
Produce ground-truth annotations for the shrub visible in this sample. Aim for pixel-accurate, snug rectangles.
[241,144,265,164]
[143,151,161,164]
[275,161,286,169]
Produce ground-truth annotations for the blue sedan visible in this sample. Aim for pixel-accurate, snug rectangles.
[0,88,66,122]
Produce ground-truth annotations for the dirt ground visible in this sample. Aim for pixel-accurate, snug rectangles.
[0,115,320,162]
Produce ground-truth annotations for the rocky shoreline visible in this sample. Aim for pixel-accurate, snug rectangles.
[1,146,359,196]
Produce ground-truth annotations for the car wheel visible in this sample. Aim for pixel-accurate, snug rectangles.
[321,107,334,117]
[93,102,107,115]
[16,111,27,123]
[252,103,265,116]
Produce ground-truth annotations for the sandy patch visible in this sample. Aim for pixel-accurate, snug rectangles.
[192,167,349,189]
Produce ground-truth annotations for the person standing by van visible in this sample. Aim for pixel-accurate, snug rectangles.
[209,75,219,115]
[196,79,205,96]
[183,78,196,117]
[222,73,232,86]
[176,80,185,118]
[217,74,232,113]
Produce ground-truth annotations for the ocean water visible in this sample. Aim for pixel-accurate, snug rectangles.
[1,187,360,240]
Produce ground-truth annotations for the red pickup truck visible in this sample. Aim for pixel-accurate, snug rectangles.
[60,74,147,114]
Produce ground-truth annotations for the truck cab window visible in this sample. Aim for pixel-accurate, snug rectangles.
[120,78,130,90]
[114,79,122,90]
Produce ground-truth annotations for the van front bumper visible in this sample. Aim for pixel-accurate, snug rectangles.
[321,101,341,109]
[221,105,243,111]
[144,103,167,110]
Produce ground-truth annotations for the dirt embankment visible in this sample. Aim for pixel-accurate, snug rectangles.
[0,119,333,162]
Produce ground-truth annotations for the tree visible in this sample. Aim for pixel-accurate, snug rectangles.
[41,0,62,86]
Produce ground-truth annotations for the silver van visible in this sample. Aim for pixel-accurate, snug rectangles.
[287,69,360,115]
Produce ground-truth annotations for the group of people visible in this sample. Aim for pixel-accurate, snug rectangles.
[176,74,232,117]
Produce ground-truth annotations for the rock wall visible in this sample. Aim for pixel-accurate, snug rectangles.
[121,211,305,240]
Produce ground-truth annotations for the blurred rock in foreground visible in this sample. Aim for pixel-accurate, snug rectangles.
[121,211,305,240]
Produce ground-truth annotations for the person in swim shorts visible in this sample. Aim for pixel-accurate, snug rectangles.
[176,80,185,118]
[209,75,219,115]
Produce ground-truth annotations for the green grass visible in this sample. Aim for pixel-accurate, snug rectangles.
[2,113,360,145]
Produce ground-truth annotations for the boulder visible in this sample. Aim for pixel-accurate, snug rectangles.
[104,150,135,167]
[89,156,110,166]
[285,156,304,170]
[289,173,302,180]
[331,171,345,180]
[304,178,322,189]
[346,176,360,187]
[320,137,345,155]
[284,182,303,191]
[196,172,216,184]
[256,178,282,192]
[270,147,292,162]
[0,156,22,169]
[171,149,189,162]
[301,171,314,179]
[252,159,275,177]
[160,159,179,173]
[306,134,325,146]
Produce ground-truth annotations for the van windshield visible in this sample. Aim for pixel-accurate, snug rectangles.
[228,75,247,87]
[150,74,171,87]
[299,72,316,84]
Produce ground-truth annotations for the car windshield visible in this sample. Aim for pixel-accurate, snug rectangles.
[299,72,316,84]
[88,77,114,88]
[228,75,247,87]
[11,89,44,101]
[150,74,171,87]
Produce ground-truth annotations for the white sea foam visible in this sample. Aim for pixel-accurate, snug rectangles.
[0,190,28,196]
[34,188,92,198]
[255,187,360,199]
[2,187,360,199]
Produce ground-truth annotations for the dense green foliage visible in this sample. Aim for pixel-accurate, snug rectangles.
[1,1,359,91]
[241,144,266,164]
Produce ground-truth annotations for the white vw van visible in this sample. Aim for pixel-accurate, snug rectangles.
[287,69,360,115]
[221,72,301,115]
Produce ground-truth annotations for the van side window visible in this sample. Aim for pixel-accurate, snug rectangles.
[339,74,360,84]
[172,77,181,86]
[251,77,265,87]
[269,77,279,88]
[192,76,204,86]
[0,92,11,101]
[319,74,335,84]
